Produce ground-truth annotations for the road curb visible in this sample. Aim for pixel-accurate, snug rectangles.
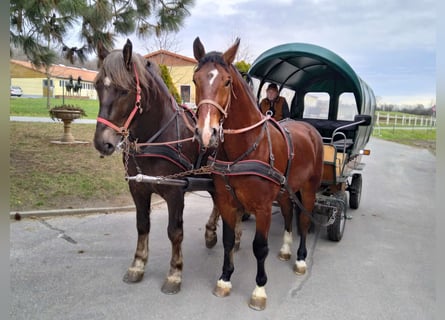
[10,199,165,220]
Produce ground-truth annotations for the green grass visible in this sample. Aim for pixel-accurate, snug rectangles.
[372,127,436,154]
[10,97,99,119]
[10,122,132,211]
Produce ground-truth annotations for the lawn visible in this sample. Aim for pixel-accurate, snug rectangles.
[10,122,132,211]
[10,97,99,119]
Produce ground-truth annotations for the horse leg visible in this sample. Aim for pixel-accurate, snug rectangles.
[294,189,316,275]
[205,194,242,251]
[213,206,238,298]
[123,189,152,283]
[277,197,294,261]
[205,193,219,248]
[248,208,271,311]
[161,190,185,294]
[234,211,242,251]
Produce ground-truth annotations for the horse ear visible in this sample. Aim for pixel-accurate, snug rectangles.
[97,41,109,66]
[193,37,206,61]
[123,39,133,71]
[222,38,240,65]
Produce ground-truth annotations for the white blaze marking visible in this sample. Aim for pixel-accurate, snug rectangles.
[104,76,112,87]
[202,110,212,146]
[209,69,219,86]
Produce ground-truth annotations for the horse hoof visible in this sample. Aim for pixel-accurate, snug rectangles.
[278,252,291,261]
[161,280,181,295]
[248,296,267,311]
[249,286,267,311]
[123,269,144,283]
[205,235,217,249]
[293,260,307,275]
[213,280,232,297]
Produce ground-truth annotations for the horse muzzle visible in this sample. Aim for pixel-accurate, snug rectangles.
[93,127,122,156]
[194,126,220,148]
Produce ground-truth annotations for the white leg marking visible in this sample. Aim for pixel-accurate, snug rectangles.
[167,272,182,284]
[209,69,219,86]
[128,259,145,272]
[252,285,267,298]
[216,279,232,289]
[295,260,307,271]
[280,231,293,256]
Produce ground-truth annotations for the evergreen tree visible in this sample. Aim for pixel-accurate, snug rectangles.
[10,0,195,68]
[159,64,181,103]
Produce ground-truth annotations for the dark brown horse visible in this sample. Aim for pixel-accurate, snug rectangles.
[93,39,225,294]
[192,37,324,310]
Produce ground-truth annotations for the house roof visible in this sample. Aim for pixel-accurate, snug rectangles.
[10,59,98,82]
[143,50,197,66]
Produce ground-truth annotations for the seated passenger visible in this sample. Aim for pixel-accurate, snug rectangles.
[259,83,290,121]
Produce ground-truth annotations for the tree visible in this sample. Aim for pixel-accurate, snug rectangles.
[234,60,251,74]
[159,64,181,103]
[10,0,87,67]
[10,0,195,68]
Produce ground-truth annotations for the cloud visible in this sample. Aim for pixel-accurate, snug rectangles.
[134,0,436,105]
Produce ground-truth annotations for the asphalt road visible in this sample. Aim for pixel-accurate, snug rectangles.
[10,138,435,320]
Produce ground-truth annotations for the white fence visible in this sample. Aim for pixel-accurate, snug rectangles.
[376,112,436,128]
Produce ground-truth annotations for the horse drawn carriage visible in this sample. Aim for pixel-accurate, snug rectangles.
[94,38,375,310]
[247,43,376,241]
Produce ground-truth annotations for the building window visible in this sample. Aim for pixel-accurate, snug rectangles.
[180,85,191,103]
[43,79,54,88]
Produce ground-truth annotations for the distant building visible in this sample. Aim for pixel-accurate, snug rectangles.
[143,50,197,107]
[10,50,199,104]
[10,59,98,99]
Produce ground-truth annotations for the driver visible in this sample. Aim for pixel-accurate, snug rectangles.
[259,83,290,121]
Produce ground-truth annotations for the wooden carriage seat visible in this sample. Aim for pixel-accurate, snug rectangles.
[322,144,345,184]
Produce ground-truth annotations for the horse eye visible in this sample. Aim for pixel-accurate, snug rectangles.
[225,79,231,87]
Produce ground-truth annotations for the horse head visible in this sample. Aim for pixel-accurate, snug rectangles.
[93,39,150,156]
[192,37,240,148]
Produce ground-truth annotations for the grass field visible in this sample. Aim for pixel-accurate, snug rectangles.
[10,97,99,119]
[10,122,132,211]
[372,127,436,154]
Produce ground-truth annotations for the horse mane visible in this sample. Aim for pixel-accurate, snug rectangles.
[95,50,175,111]
[95,50,151,91]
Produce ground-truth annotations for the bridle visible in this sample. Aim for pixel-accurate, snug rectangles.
[96,62,143,138]
[194,72,272,139]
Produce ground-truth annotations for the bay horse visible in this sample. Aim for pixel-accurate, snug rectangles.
[93,39,229,294]
[192,37,324,310]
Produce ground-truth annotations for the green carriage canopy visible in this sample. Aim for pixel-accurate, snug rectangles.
[248,42,375,117]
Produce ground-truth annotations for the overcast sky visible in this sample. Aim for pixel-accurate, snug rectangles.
[128,0,436,106]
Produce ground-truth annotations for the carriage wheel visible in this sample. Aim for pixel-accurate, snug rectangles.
[349,173,362,209]
[327,191,347,241]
